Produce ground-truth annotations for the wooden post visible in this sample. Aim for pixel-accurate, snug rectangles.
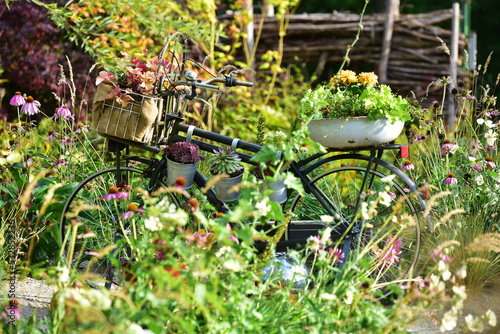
[245,0,254,68]
[446,2,460,134]
[379,0,400,84]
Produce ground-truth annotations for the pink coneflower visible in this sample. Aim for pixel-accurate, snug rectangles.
[401,160,414,171]
[468,139,483,154]
[441,138,454,154]
[100,186,129,201]
[75,122,89,134]
[328,247,345,263]
[1,304,20,321]
[471,160,483,171]
[174,177,186,189]
[486,144,495,152]
[20,96,41,115]
[60,136,76,146]
[485,157,496,169]
[9,92,25,106]
[444,173,458,185]
[54,105,74,121]
[377,236,402,268]
[45,130,59,142]
[120,203,145,219]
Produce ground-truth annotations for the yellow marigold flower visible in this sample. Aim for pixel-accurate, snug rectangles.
[331,70,358,87]
[358,72,378,86]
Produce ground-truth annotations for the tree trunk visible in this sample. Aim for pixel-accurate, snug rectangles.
[378,0,400,84]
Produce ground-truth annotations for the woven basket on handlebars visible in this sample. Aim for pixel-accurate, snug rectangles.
[91,83,160,143]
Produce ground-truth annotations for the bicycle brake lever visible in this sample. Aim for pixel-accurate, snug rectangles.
[191,97,212,109]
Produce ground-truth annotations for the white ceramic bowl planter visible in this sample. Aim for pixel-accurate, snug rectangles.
[307,116,404,149]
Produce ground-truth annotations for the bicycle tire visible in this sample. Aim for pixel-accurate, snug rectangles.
[59,166,179,288]
[287,157,423,289]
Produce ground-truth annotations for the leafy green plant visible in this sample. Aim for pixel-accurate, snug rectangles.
[208,146,243,176]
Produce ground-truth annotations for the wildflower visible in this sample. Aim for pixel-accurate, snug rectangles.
[452,285,468,300]
[376,236,402,268]
[361,201,370,220]
[144,216,162,231]
[441,138,454,154]
[20,96,41,115]
[456,267,467,279]
[344,290,354,305]
[306,235,321,252]
[223,259,242,272]
[45,130,59,142]
[357,72,378,86]
[485,119,497,128]
[380,174,395,183]
[444,173,458,185]
[474,174,484,185]
[120,203,145,219]
[255,200,271,217]
[57,266,70,284]
[99,186,129,201]
[485,156,496,169]
[174,177,186,189]
[485,129,497,146]
[477,118,485,125]
[430,249,451,263]
[465,314,484,332]
[9,92,25,106]
[486,310,497,327]
[187,198,198,212]
[441,310,458,331]
[320,292,337,301]
[227,235,239,243]
[486,144,495,152]
[216,245,232,258]
[60,136,77,146]
[328,248,345,263]
[75,122,89,134]
[54,105,73,121]
[471,159,483,171]
[1,303,20,321]
[320,226,332,244]
[401,160,414,171]
[468,139,483,154]
[54,157,68,166]
[320,215,334,223]
[379,189,393,207]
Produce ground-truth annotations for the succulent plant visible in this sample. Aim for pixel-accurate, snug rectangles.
[164,142,205,164]
[209,146,244,176]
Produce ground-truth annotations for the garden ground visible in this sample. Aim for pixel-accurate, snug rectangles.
[5,276,500,333]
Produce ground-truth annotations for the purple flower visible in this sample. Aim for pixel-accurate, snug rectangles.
[328,247,345,263]
[1,305,20,321]
[485,157,496,169]
[444,173,458,185]
[54,105,74,121]
[430,249,452,263]
[468,139,483,154]
[376,236,402,268]
[227,235,239,243]
[401,160,414,171]
[9,92,25,106]
[45,130,59,142]
[20,96,41,115]
[75,122,89,134]
[471,163,483,172]
[486,144,495,152]
[120,203,145,219]
[60,136,76,146]
[54,158,68,167]
[100,186,129,202]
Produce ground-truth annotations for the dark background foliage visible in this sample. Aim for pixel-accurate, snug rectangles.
[0,1,95,120]
[0,0,499,121]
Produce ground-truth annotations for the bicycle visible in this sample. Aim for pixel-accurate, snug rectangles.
[59,44,429,292]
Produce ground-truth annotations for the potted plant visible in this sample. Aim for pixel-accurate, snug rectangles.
[208,146,245,202]
[299,70,415,148]
[163,142,205,189]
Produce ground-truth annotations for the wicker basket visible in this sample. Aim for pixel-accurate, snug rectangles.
[91,83,161,143]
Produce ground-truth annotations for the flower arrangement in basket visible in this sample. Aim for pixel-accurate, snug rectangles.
[164,142,205,189]
[299,70,417,148]
[91,50,166,143]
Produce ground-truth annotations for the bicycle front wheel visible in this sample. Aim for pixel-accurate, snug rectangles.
[59,166,179,288]
[287,161,423,285]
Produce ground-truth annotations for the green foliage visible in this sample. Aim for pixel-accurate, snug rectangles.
[208,146,243,175]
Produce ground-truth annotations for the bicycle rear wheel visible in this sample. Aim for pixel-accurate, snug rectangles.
[59,166,179,288]
[287,158,423,288]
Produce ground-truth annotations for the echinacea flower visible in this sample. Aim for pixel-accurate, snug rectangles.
[328,247,345,263]
[120,203,145,219]
[174,177,186,189]
[100,186,129,201]
[444,173,458,185]
[401,160,414,171]
[45,130,59,142]
[471,160,483,171]
[441,138,454,154]
[376,236,402,268]
[485,156,496,169]
[20,96,41,115]
[75,122,89,134]
[54,105,74,121]
[468,139,483,154]
[9,92,25,106]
